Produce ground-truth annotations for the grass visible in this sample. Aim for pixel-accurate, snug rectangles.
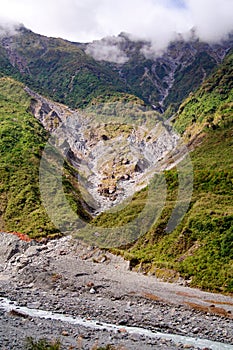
[174,51,233,137]
[118,124,233,293]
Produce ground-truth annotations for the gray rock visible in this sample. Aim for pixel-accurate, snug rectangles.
[0,233,28,264]
[24,246,40,257]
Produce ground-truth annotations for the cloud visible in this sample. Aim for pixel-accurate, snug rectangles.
[0,0,232,47]
[86,36,129,63]
[186,0,233,42]
[0,17,20,36]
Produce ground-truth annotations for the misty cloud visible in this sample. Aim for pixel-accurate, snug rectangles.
[0,17,20,37]
[0,0,233,48]
[187,0,233,43]
[86,36,129,64]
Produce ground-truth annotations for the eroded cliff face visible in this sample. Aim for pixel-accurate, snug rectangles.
[26,88,182,214]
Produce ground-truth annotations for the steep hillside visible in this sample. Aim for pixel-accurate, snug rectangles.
[0,76,180,241]
[0,77,91,238]
[174,50,233,138]
[121,52,233,293]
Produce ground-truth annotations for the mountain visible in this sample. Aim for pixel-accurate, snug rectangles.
[174,49,233,137]
[0,26,232,292]
[0,26,232,112]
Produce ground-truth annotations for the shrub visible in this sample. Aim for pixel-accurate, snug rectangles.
[25,337,61,350]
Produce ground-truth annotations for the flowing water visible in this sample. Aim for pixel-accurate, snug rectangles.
[1,297,232,350]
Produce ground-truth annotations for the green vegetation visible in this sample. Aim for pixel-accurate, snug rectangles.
[0,77,52,237]
[25,337,124,350]
[0,30,232,292]
[120,53,161,105]
[0,46,21,79]
[25,338,61,350]
[123,126,233,293]
[0,27,228,111]
[76,50,233,292]
[174,51,233,137]
[164,51,217,111]
[0,77,90,238]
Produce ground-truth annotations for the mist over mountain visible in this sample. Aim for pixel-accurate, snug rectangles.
[85,30,233,111]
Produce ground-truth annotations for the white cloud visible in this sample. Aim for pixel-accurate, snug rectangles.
[186,0,233,42]
[0,0,232,45]
[0,16,20,36]
[86,36,129,63]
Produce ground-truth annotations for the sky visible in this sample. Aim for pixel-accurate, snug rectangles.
[0,0,233,45]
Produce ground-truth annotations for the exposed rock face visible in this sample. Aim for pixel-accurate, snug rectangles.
[26,89,182,213]
[25,87,73,131]
[0,36,31,74]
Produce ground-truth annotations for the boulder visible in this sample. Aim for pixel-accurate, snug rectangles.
[0,233,28,265]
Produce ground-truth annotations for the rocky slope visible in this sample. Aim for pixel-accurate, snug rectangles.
[0,75,187,241]
[126,50,233,293]
[26,87,182,214]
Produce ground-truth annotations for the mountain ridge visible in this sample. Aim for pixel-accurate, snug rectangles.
[0,26,232,112]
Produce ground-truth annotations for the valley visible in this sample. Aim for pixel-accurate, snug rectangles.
[0,23,232,349]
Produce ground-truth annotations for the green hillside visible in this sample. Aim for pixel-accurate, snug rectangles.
[0,47,20,78]
[174,50,233,137]
[123,126,233,293]
[120,52,233,293]
[0,77,90,238]
[164,50,217,111]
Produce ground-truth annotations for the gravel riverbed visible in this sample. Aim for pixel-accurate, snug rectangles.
[0,233,232,349]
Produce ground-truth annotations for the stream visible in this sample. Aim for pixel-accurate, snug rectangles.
[1,297,232,350]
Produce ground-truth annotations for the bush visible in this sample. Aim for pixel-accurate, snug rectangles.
[25,337,61,350]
